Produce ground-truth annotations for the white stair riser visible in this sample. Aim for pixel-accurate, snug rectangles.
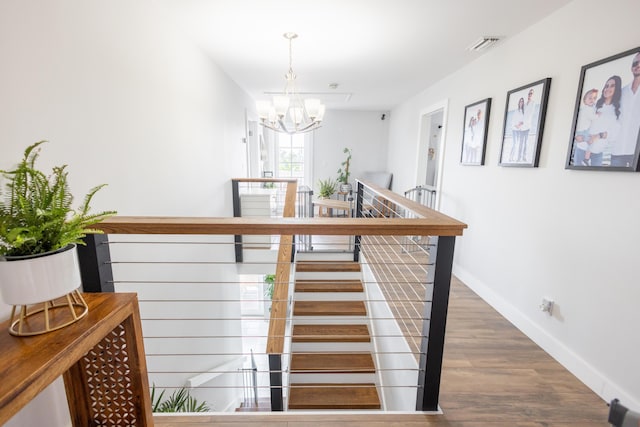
[296,252,354,262]
[289,372,377,384]
[291,342,372,353]
[294,292,364,301]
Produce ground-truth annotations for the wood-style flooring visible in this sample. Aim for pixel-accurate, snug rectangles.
[155,235,609,426]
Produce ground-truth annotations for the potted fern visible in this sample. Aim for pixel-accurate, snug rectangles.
[0,140,116,335]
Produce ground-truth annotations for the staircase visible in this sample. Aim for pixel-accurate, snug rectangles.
[287,252,382,410]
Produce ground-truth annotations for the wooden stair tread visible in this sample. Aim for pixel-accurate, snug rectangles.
[290,352,375,373]
[295,279,363,293]
[293,301,366,316]
[296,261,361,273]
[292,324,370,342]
[288,383,380,409]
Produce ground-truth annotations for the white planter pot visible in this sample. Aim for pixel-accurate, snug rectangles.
[0,244,82,306]
[339,183,352,193]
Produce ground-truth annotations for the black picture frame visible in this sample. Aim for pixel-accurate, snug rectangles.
[460,98,491,166]
[498,78,551,167]
[565,47,640,171]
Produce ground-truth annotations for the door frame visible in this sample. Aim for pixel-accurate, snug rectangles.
[414,99,449,209]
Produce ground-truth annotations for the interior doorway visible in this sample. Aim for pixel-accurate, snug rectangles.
[415,101,448,209]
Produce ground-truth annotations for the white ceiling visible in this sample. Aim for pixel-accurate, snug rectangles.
[158,0,572,111]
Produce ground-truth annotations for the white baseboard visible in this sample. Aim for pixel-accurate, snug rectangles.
[453,263,639,409]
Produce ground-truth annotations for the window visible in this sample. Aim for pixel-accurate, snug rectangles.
[275,132,312,187]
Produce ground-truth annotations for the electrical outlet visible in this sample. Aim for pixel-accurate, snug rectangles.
[540,298,554,315]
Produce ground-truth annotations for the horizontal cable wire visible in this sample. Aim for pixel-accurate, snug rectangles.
[148,384,423,390]
[140,317,429,321]
[136,298,427,303]
[147,367,421,374]
[112,279,434,285]
[143,333,427,340]
[143,334,428,343]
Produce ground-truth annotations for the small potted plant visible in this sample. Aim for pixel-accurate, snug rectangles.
[0,140,116,335]
[264,273,275,315]
[336,147,352,193]
[317,178,337,199]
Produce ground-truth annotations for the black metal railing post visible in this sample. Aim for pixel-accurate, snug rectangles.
[268,354,283,411]
[416,235,455,411]
[77,234,114,293]
[353,181,364,262]
[231,179,243,263]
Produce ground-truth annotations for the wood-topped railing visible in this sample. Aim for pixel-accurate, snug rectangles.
[229,177,299,358]
[87,179,466,413]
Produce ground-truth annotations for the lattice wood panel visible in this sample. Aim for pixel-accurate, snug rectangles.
[81,323,139,426]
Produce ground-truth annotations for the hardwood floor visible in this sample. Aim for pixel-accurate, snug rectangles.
[156,234,609,426]
[436,276,608,425]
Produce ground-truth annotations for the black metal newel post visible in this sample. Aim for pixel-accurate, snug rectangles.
[353,181,364,262]
[268,354,283,411]
[231,179,243,263]
[416,235,456,411]
[76,234,114,293]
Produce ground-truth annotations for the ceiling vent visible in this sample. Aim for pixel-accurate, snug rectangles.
[467,37,500,52]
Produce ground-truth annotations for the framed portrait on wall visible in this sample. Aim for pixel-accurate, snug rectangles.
[498,78,551,167]
[565,46,640,171]
[460,98,491,166]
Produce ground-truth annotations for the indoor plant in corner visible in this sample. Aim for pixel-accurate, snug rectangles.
[317,178,337,199]
[336,147,352,193]
[0,140,116,336]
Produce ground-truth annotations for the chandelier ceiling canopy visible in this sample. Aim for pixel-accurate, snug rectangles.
[256,33,325,135]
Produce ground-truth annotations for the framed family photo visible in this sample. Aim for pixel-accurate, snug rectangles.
[498,78,551,167]
[460,98,491,166]
[565,46,640,171]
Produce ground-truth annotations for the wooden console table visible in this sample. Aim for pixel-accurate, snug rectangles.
[0,292,153,426]
[313,198,352,217]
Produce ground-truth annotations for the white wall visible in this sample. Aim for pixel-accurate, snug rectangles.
[0,1,253,424]
[387,0,640,407]
[312,110,390,193]
[0,1,251,218]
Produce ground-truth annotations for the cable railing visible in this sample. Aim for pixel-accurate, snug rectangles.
[76,179,465,417]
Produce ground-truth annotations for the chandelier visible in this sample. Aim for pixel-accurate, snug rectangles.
[256,33,325,134]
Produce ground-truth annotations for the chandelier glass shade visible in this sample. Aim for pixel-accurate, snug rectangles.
[256,33,325,134]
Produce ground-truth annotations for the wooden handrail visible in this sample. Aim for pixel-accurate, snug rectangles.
[357,179,446,220]
[95,216,466,236]
[267,181,297,354]
[96,180,467,237]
